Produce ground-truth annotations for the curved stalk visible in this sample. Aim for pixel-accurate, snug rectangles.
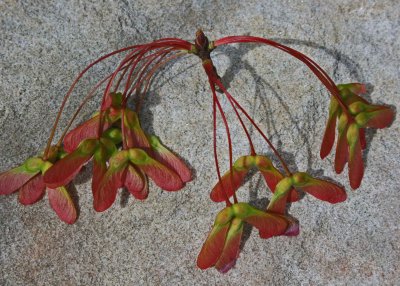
[211,81,232,207]
[43,45,141,159]
[214,36,351,118]
[215,79,292,176]
[208,79,237,204]
[135,52,187,114]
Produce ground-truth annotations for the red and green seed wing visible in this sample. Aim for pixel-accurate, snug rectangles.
[356,105,395,129]
[233,203,288,239]
[266,177,294,214]
[47,186,77,224]
[94,151,129,212]
[248,213,288,239]
[197,206,234,270]
[346,124,363,189]
[210,168,247,203]
[0,167,38,195]
[92,154,107,200]
[292,172,347,203]
[123,109,150,149]
[255,155,283,192]
[124,165,148,200]
[359,128,366,150]
[18,174,46,205]
[148,135,192,183]
[254,155,299,202]
[0,157,44,195]
[44,139,99,188]
[334,114,349,174]
[320,97,340,159]
[63,114,112,153]
[92,138,118,199]
[338,83,367,105]
[129,148,183,192]
[243,212,288,239]
[210,156,253,202]
[197,222,231,270]
[215,218,243,273]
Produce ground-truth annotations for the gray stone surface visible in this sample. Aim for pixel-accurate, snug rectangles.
[1,0,399,285]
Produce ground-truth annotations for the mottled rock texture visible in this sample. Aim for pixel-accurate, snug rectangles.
[1,1,399,285]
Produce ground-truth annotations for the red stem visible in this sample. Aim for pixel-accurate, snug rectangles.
[216,79,257,156]
[208,79,238,204]
[120,48,174,148]
[56,65,127,147]
[113,55,140,93]
[211,81,232,207]
[125,47,174,102]
[214,36,351,118]
[97,39,193,138]
[135,52,186,114]
[122,48,151,101]
[44,37,191,158]
[215,79,292,176]
[117,48,185,149]
[43,45,141,159]
[97,48,142,138]
[56,49,151,146]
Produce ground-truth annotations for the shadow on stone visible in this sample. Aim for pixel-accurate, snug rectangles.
[270,38,366,83]
[120,188,131,207]
[73,163,93,186]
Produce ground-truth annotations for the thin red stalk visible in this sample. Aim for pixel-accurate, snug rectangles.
[97,40,193,136]
[215,36,335,87]
[209,78,238,204]
[98,47,146,137]
[214,78,256,156]
[133,51,172,99]
[43,45,141,159]
[113,56,139,93]
[152,38,192,48]
[56,65,126,146]
[119,49,151,149]
[120,48,170,148]
[214,36,351,117]
[211,81,232,207]
[215,79,292,176]
[56,51,146,145]
[211,83,233,181]
[113,49,156,149]
[126,50,165,100]
[143,39,192,51]
[274,46,341,104]
[135,52,186,114]
[45,38,191,158]
[114,47,180,93]
[120,48,180,148]
[125,47,177,101]
[122,48,151,100]
[117,51,150,150]
[110,49,152,148]
[115,48,171,97]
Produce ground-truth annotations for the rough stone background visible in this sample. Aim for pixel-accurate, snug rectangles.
[1,0,399,285]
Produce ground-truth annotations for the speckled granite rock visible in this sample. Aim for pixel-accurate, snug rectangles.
[1,1,399,285]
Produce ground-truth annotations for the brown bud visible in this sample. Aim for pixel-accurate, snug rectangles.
[195,29,209,50]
